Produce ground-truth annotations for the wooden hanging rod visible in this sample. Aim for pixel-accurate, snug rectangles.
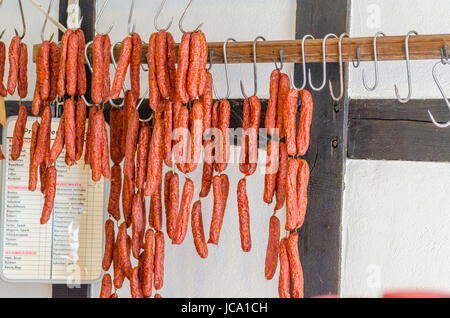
[32,34,450,64]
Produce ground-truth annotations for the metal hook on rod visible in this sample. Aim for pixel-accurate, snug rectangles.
[40,0,55,42]
[240,36,265,99]
[352,46,361,68]
[427,60,450,128]
[213,38,236,100]
[128,0,136,35]
[292,34,314,91]
[308,33,338,91]
[329,33,349,102]
[394,30,418,103]
[15,0,26,39]
[154,0,173,31]
[274,49,284,71]
[362,31,386,91]
[179,0,203,34]
[95,0,114,35]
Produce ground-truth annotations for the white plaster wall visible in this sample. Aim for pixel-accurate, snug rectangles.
[343,0,450,297]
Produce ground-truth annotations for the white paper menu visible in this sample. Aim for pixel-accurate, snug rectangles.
[0,116,107,284]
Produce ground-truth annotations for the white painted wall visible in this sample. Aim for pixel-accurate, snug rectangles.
[342,0,450,297]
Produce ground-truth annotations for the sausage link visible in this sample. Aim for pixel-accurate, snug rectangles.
[239,99,250,175]
[246,96,261,176]
[173,105,189,173]
[100,112,110,178]
[131,194,146,259]
[91,107,103,182]
[151,182,163,231]
[278,238,291,298]
[296,159,310,229]
[200,71,213,136]
[286,158,299,231]
[101,35,111,103]
[121,90,136,161]
[91,34,104,105]
[148,33,161,111]
[155,294,162,298]
[40,165,56,224]
[75,98,86,161]
[166,32,177,101]
[123,107,139,181]
[57,30,73,97]
[109,107,124,164]
[108,164,122,221]
[113,233,125,289]
[18,42,28,99]
[122,175,134,228]
[265,215,280,280]
[48,112,65,164]
[275,143,288,210]
[118,222,132,278]
[0,41,7,97]
[176,32,191,104]
[76,29,86,96]
[285,89,299,156]
[130,267,144,298]
[276,73,290,140]
[28,121,40,191]
[144,116,163,197]
[39,164,47,194]
[208,175,226,245]
[263,139,279,204]
[163,171,173,229]
[84,106,96,165]
[154,231,165,290]
[167,173,179,239]
[110,36,132,99]
[102,219,115,271]
[172,178,194,245]
[237,178,251,252]
[197,31,208,96]
[155,30,170,99]
[187,32,202,100]
[199,139,214,198]
[191,200,208,259]
[66,32,79,97]
[7,36,21,96]
[49,42,59,102]
[297,90,314,156]
[32,48,41,115]
[186,100,203,173]
[99,274,112,298]
[136,122,150,190]
[163,100,172,167]
[287,232,304,298]
[142,229,154,298]
[33,104,52,167]
[215,99,231,173]
[64,98,76,164]
[130,33,142,98]
[266,69,280,135]
[11,104,27,161]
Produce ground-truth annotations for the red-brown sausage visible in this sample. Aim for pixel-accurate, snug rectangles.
[237,177,251,252]
[187,32,202,100]
[130,33,142,98]
[286,158,299,231]
[176,32,191,104]
[64,98,76,164]
[18,42,28,99]
[28,121,40,191]
[121,90,136,162]
[166,32,177,101]
[49,41,59,102]
[239,99,250,175]
[191,200,208,259]
[84,106,96,165]
[266,69,280,135]
[75,98,87,161]
[200,71,213,136]
[99,274,112,298]
[33,104,52,167]
[131,194,146,259]
[208,175,227,245]
[285,89,299,156]
[107,164,122,221]
[263,139,279,204]
[11,104,27,161]
[0,41,7,97]
[101,34,111,103]
[113,234,125,289]
[186,100,203,173]
[148,33,161,111]
[66,32,79,97]
[172,178,194,245]
[278,238,291,298]
[118,222,132,278]
[109,107,124,164]
[40,165,56,224]
[91,107,103,182]
[287,232,304,298]
[167,173,179,240]
[130,267,144,298]
[144,116,163,197]
[296,159,310,229]
[57,30,73,97]
[276,74,290,140]
[173,105,189,174]
[123,107,139,181]
[142,229,154,298]
[199,139,214,198]
[102,219,115,271]
[100,112,110,178]
[197,31,208,96]
[7,36,21,96]
[246,96,261,176]
[215,99,231,173]
[32,48,41,116]
[265,215,280,280]
[155,30,170,99]
[91,34,104,105]
[151,182,163,231]
[136,122,150,191]
[163,100,172,167]
[297,89,314,156]
[110,36,132,99]
[48,113,65,164]
[76,29,86,96]
[275,143,288,211]
[154,231,165,290]
[163,171,173,229]
[122,175,134,228]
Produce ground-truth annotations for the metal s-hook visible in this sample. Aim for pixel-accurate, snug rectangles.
[206,49,214,71]
[441,44,449,65]
[136,88,152,122]
[329,33,349,102]
[213,38,236,100]
[40,0,55,42]
[394,30,418,103]
[292,34,314,91]
[95,0,114,35]
[15,0,26,40]
[308,33,338,91]
[274,49,284,71]
[427,61,450,128]
[154,0,173,32]
[352,46,361,68]
[128,0,136,35]
[179,0,203,34]
[362,31,386,91]
[240,36,265,99]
